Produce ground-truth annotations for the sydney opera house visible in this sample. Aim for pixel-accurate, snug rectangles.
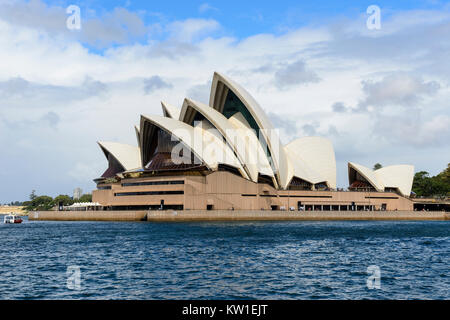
[92,72,415,211]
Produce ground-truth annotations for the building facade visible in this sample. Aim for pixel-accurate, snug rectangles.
[92,72,415,212]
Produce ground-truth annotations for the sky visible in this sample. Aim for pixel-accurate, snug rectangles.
[0,0,449,203]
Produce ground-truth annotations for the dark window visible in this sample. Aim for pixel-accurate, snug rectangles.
[314,182,328,191]
[122,180,184,187]
[114,191,184,197]
[258,174,276,188]
[223,90,259,133]
[110,205,184,211]
[222,89,276,175]
[218,164,242,177]
[279,195,333,198]
[289,177,313,190]
[97,185,112,190]
[365,196,398,200]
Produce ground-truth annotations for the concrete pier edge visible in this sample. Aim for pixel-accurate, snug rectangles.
[27,210,450,222]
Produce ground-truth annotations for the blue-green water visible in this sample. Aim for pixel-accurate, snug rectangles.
[0,217,448,299]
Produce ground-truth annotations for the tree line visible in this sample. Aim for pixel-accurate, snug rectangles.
[23,190,92,211]
[412,163,450,198]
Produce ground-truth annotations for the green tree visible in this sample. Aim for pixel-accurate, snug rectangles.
[412,171,432,197]
[53,195,74,207]
[412,165,450,198]
[373,163,383,170]
[24,195,54,211]
[78,194,92,203]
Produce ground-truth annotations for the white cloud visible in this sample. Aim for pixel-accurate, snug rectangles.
[0,0,148,48]
[167,18,221,42]
[143,76,173,94]
[186,80,212,104]
[274,60,321,89]
[418,115,450,146]
[358,73,440,110]
[199,3,219,14]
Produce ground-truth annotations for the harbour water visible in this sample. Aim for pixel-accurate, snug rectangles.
[0,217,448,299]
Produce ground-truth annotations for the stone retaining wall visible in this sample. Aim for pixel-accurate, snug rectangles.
[28,211,148,221]
[27,210,449,222]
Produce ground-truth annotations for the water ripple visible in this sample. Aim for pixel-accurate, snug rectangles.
[0,218,448,299]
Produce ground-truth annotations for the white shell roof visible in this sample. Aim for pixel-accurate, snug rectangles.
[375,165,415,197]
[97,141,141,171]
[348,162,415,196]
[140,115,247,178]
[228,112,276,180]
[209,72,291,189]
[180,98,266,183]
[285,137,337,189]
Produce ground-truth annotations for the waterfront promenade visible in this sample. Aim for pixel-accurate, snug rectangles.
[27,210,449,222]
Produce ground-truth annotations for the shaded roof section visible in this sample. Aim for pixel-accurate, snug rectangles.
[97,141,141,172]
[209,72,290,189]
[140,115,248,178]
[134,125,141,150]
[161,101,181,119]
[348,162,384,191]
[285,137,337,189]
[348,162,415,196]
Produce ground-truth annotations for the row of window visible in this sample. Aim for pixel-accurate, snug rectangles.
[114,191,184,197]
[97,186,112,190]
[242,194,333,198]
[121,180,185,187]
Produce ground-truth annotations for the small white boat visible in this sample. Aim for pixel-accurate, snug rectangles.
[4,214,23,224]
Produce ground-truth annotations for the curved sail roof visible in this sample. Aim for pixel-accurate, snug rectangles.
[228,112,276,179]
[348,162,414,196]
[180,98,263,182]
[97,141,141,171]
[140,115,247,177]
[375,165,415,197]
[209,72,290,189]
[285,137,337,189]
[285,152,325,186]
[161,101,181,119]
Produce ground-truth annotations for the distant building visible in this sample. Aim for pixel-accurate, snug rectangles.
[73,188,83,200]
